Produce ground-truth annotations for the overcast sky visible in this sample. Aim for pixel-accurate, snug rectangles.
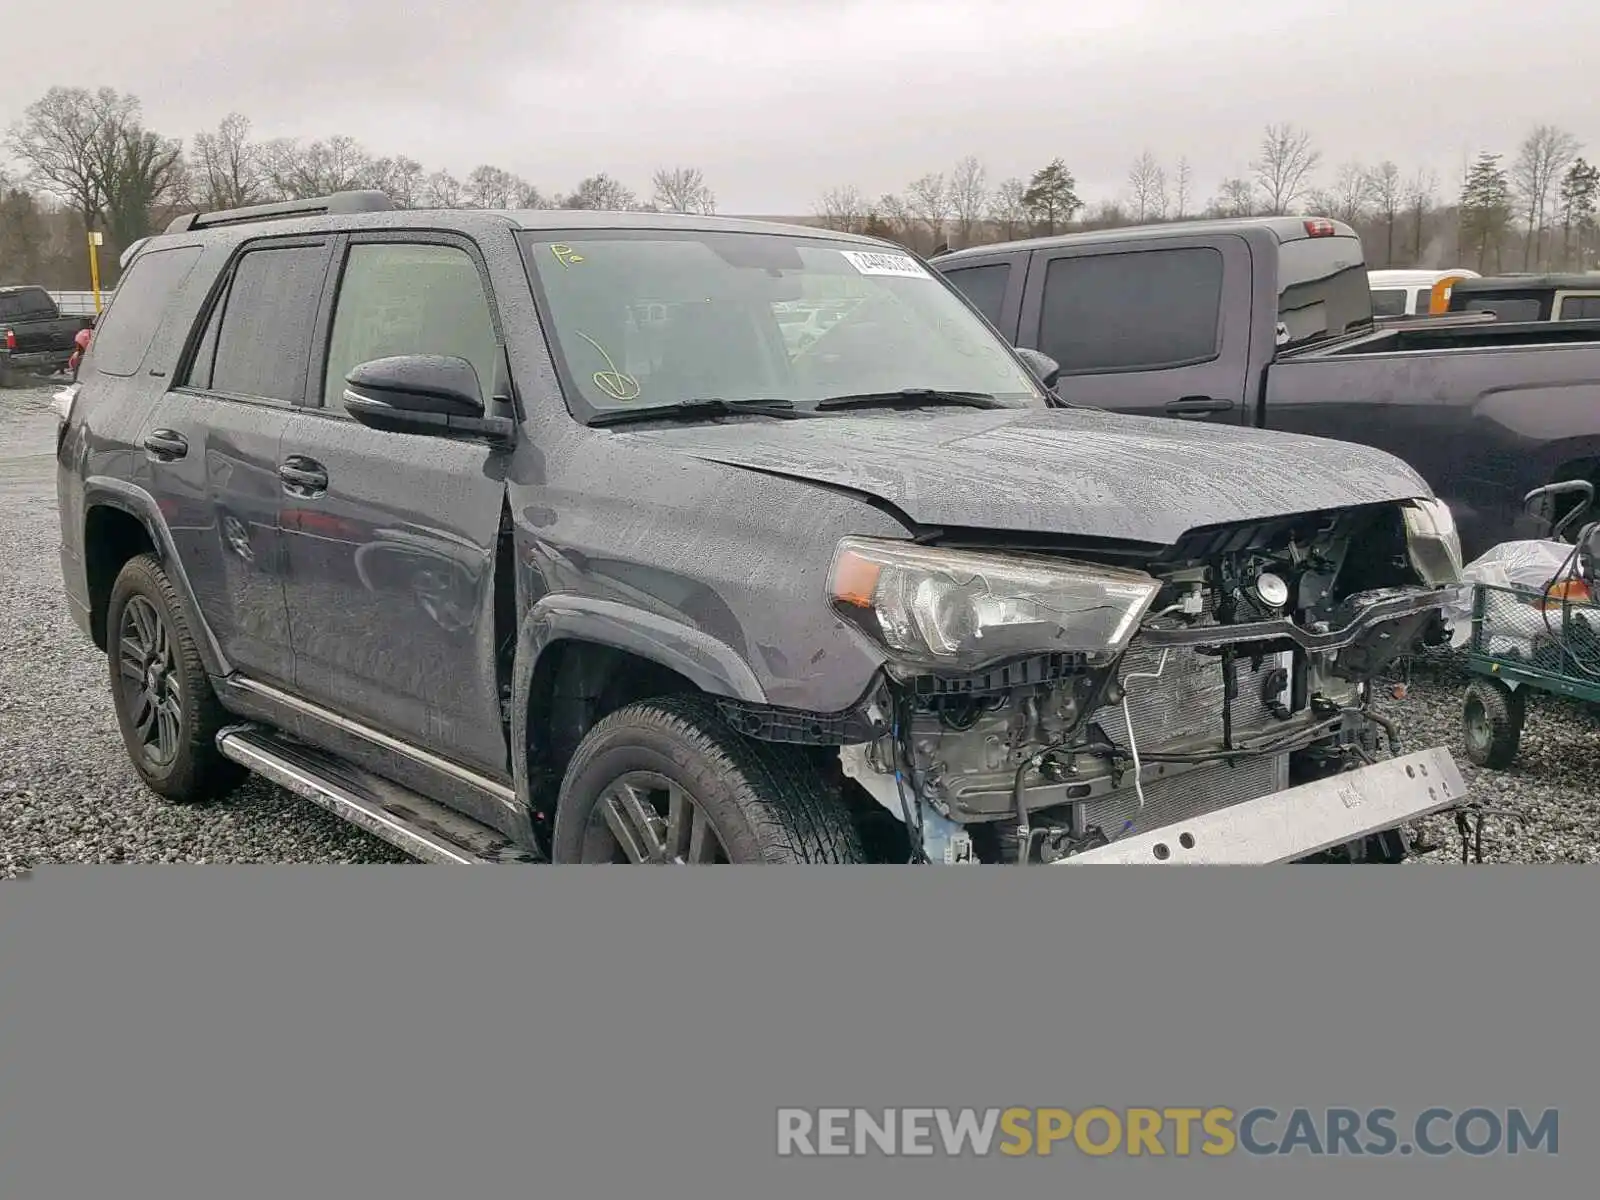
[4,0,1594,214]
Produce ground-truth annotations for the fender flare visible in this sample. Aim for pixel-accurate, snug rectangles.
[81,477,232,678]
[507,593,768,815]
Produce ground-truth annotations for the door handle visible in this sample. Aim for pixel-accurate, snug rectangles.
[142,429,188,459]
[1164,396,1234,418]
[278,456,329,494]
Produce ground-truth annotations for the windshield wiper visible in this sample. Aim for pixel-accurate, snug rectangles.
[588,397,809,427]
[814,388,1007,412]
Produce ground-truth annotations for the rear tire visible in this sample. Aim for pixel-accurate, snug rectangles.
[551,695,865,863]
[1462,679,1525,769]
[107,553,246,803]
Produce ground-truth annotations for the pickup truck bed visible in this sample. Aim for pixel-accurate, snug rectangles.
[0,286,94,383]
[932,217,1600,560]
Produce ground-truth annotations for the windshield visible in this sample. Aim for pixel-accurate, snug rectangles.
[518,230,1045,418]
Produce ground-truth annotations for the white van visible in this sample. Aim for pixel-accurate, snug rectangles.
[1368,268,1480,317]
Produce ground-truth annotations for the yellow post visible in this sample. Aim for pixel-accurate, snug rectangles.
[87,230,104,314]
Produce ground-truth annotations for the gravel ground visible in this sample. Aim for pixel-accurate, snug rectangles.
[2,380,1597,871]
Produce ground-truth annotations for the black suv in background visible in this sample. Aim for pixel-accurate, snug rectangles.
[55,191,1469,865]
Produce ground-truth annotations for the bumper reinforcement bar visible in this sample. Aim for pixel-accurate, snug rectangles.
[1059,746,1465,863]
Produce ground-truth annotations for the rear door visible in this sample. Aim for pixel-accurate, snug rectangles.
[276,231,513,776]
[139,235,336,688]
[1016,234,1253,424]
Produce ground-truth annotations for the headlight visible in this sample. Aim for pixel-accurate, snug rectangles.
[827,537,1161,671]
[1402,498,1464,585]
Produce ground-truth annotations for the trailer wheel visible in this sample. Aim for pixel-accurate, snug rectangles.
[1463,679,1525,769]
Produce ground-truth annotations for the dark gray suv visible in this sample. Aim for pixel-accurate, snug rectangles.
[55,191,1470,865]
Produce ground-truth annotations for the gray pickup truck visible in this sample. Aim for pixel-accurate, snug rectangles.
[55,192,1470,866]
[932,217,1600,561]
[0,286,94,384]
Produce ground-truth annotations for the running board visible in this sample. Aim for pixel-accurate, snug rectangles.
[216,725,543,864]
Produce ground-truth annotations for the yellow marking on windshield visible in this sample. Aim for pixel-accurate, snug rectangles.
[551,243,584,267]
[573,331,641,401]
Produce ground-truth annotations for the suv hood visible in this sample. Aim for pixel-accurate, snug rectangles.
[617,406,1432,545]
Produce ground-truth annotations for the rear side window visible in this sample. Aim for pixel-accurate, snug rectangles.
[1038,247,1223,374]
[85,246,205,377]
[203,243,330,402]
[0,288,55,321]
[1370,288,1407,317]
[1558,295,1600,321]
[943,263,1011,327]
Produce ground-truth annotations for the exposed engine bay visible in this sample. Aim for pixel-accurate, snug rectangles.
[838,502,1457,864]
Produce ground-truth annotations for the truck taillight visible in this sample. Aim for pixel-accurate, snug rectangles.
[3,328,14,351]
[1303,218,1337,237]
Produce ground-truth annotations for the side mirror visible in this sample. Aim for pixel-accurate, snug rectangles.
[342,355,513,441]
[1014,347,1062,390]
[1523,480,1596,540]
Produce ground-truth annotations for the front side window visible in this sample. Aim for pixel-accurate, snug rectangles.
[519,231,1043,419]
[323,241,501,411]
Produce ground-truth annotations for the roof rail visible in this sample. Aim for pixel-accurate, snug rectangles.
[165,190,394,235]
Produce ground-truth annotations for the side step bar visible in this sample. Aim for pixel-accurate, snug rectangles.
[216,724,543,864]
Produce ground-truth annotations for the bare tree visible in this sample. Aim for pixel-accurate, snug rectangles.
[262,135,373,199]
[1126,150,1168,223]
[876,192,917,245]
[906,172,951,244]
[6,86,134,231]
[1511,124,1581,269]
[516,181,551,209]
[423,169,465,208]
[1251,123,1321,215]
[1404,167,1437,262]
[1174,156,1193,219]
[947,155,988,247]
[816,184,866,232]
[560,173,637,211]
[651,166,716,214]
[1315,161,1371,225]
[190,112,263,210]
[365,156,426,208]
[1360,161,1403,267]
[1211,177,1256,218]
[988,177,1028,240]
[465,164,523,209]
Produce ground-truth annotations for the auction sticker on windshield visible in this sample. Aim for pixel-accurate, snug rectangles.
[839,250,932,279]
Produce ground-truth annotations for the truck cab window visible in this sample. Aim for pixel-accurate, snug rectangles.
[1370,288,1408,317]
[1037,247,1223,374]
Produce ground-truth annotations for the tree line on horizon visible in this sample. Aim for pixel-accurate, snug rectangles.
[1,85,1595,293]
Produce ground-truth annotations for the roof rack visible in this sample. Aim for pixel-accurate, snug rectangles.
[165,190,394,235]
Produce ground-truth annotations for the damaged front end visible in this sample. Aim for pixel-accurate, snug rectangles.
[828,499,1472,864]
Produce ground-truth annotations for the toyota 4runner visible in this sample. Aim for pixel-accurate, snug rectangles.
[55,191,1470,864]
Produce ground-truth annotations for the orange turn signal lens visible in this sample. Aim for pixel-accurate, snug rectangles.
[831,550,881,608]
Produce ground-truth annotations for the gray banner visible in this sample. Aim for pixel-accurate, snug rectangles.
[1,866,1592,1199]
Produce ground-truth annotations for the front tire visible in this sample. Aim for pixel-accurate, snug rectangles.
[551,696,865,863]
[1463,679,1525,769]
[107,553,245,803]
